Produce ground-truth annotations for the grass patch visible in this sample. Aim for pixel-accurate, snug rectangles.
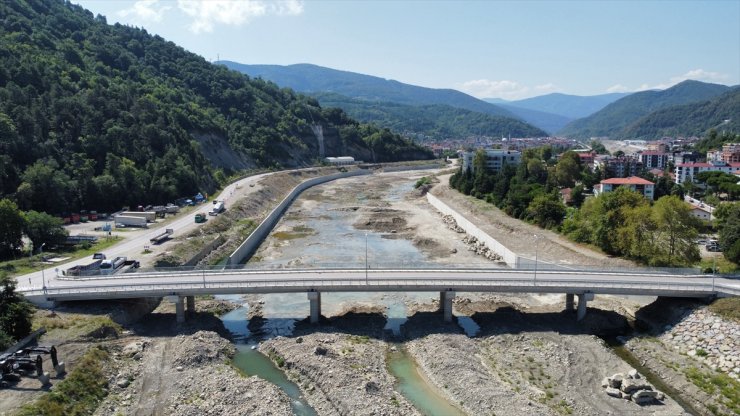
[33,313,121,340]
[0,237,122,277]
[684,366,740,415]
[698,257,738,274]
[18,346,110,416]
[348,335,370,344]
[708,298,740,323]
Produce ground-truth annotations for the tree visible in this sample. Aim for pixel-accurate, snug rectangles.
[0,272,34,350]
[526,194,566,229]
[718,203,740,263]
[651,196,701,266]
[0,199,25,260]
[23,211,69,251]
[554,151,582,188]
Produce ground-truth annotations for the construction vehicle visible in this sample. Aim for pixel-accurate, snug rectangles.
[194,213,207,223]
[100,257,127,275]
[150,228,173,244]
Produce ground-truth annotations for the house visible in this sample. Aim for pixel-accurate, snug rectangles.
[461,149,521,173]
[594,177,655,200]
[684,197,714,221]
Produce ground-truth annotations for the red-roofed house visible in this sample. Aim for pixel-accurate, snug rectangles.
[675,162,740,184]
[595,177,655,200]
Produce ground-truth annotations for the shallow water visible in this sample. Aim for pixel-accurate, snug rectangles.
[387,347,466,416]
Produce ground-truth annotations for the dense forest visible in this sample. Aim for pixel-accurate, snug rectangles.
[559,80,732,139]
[620,88,740,139]
[313,92,548,140]
[450,149,701,267]
[0,0,431,214]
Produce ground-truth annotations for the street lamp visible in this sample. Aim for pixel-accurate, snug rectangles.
[712,255,716,292]
[533,235,539,286]
[40,243,46,293]
[365,233,369,285]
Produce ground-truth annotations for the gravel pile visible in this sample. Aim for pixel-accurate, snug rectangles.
[261,333,420,416]
[171,331,234,368]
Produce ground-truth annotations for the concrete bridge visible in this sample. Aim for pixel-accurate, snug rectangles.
[18,267,740,324]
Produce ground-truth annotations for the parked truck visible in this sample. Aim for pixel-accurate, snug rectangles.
[150,228,173,244]
[120,211,156,222]
[114,215,148,228]
[65,259,103,277]
[194,213,207,223]
[208,200,225,216]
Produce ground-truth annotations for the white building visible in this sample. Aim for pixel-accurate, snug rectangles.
[461,149,521,173]
[324,156,355,166]
[594,177,655,200]
[674,162,740,184]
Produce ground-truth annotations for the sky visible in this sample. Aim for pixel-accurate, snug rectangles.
[73,0,740,101]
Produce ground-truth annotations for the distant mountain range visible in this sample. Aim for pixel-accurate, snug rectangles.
[558,80,733,139]
[218,61,552,136]
[313,93,548,140]
[486,92,631,119]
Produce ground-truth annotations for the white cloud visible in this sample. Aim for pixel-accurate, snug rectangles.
[457,79,559,100]
[606,69,731,93]
[117,0,171,23]
[176,0,303,34]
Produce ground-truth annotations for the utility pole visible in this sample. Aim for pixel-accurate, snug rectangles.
[365,233,369,285]
[533,235,539,287]
[40,243,46,294]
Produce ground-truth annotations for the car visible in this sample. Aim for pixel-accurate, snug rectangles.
[706,244,721,252]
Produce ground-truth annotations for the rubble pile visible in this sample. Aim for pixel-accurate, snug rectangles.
[602,369,665,405]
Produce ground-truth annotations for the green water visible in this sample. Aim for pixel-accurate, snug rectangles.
[387,348,467,416]
[232,344,318,416]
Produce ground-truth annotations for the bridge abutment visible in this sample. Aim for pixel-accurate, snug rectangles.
[308,291,321,324]
[440,291,455,322]
[565,293,574,311]
[175,296,185,324]
[577,292,594,321]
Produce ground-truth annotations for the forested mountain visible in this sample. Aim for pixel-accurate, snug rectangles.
[488,92,631,119]
[620,87,740,139]
[558,81,732,139]
[0,0,430,214]
[313,93,548,139]
[217,61,539,122]
[489,104,573,134]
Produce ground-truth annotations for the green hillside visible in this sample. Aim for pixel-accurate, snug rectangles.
[558,80,731,139]
[0,0,430,214]
[313,93,548,139]
[620,87,740,139]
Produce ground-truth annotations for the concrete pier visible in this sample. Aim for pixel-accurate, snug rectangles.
[565,293,574,311]
[186,296,195,315]
[175,296,185,324]
[577,292,594,321]
[440,291,456,322]
[308,291,321,324]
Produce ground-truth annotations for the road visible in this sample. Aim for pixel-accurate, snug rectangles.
[16,171,273,292]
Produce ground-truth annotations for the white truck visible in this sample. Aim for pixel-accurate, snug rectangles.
[114,215,148,228]
[209,200,225,216]
[120,211,157,222]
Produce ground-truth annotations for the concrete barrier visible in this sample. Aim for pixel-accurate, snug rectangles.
[227,169,372,266]
[381,163,445,173]
[426,192,519,267]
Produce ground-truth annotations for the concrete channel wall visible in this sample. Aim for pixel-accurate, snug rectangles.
[426,192,520,268]
[227,169,372,266]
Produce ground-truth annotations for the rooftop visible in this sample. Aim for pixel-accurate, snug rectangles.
[600,176,654,185]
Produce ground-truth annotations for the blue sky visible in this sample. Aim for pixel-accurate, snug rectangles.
[74,0,740,100]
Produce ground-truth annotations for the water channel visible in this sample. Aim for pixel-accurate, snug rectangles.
[218,174,481,415]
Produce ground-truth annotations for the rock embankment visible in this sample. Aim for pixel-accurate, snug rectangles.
[659,307,740,378]
[95,331,291,415]
[260,333,420,416]
[440,213,503,262]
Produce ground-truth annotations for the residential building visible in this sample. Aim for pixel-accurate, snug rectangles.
[684,196,714,221]
[594,177,655,200]
[639,151,670,170]
[647,142,670,153]
[721,143,740,163]
[594,155,643,178]
[674,162,740,184]
[461,149,521,173]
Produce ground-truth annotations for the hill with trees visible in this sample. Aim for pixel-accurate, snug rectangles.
[0,0,431,215]
[488,103,573,134]
[619,87,740,139]
[488,92,631,119]
[558,81,732,139]
[313,93,548,139]
[218,61,553,137]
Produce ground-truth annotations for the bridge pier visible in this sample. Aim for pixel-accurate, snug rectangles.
[308,291,321,324]
[186,296,195,315]
[577,293,594,321]
[565,294,574,311]
[175,296,185,324]
[440,291,455,323]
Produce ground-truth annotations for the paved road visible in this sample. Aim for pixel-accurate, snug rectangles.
[19,268,740,304]
[16,171,273,292]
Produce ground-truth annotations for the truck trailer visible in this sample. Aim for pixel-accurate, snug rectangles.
[114,215,148,228]
[120,211,157,222]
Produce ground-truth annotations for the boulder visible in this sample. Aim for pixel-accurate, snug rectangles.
[632,389,658,405]
[608,373,624,389]
[620,378,651,394]
[627,369,640,379]
[605,387,622,398]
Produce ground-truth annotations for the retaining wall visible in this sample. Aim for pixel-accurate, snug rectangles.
[426,192,519,267]
[185,234,226,267]
[227,169,372,266]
